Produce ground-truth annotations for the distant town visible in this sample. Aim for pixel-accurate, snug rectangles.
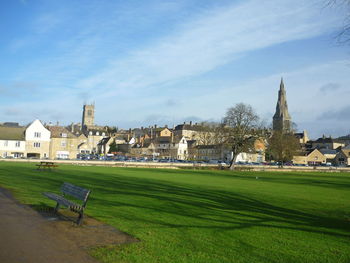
[0,79,349,167]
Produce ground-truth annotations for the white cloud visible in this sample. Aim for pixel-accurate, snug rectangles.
[3,0,348,139]
[181,59,350,138]
[75,0,341,98]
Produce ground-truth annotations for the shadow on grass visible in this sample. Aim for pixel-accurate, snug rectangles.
[1,163,349,240]
[73,170,350,239]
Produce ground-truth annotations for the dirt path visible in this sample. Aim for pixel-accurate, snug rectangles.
[0,187,137,263]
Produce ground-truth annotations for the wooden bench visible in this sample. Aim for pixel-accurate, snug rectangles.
[43,182,91,225]
[36,161,58,170]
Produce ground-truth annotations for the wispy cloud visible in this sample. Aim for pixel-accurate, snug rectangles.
[317,106,350,121]
[2,0,348,138]
[32,13,64,34]
[75,0,341,98]
[319,82,341,93]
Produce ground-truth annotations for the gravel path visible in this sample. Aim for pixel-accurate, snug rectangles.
[0,187,99,263]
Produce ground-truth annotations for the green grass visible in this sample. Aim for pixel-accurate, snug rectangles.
[0,161,349,263]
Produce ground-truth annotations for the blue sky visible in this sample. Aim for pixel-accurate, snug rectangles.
[0,0,349,138]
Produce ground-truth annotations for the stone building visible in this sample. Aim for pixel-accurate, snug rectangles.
[0,123,26,158]
[82,104,95,131]
[293,149,326,166]
[334,148,350,166]
[47,126,79,159]
[310,136,345,150]
[273,78,292,132]
[25,119,51,158]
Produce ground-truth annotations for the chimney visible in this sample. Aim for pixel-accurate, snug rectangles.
[165,124,168,128]
[190,121,192,126]
[155,124,157,129]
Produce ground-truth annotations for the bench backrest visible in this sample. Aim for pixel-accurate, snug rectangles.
[61,182,91,203]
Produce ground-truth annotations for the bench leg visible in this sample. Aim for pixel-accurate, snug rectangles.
[54,202,60,213]
[77,212,84,226]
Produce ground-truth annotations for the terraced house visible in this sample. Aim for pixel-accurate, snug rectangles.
[25,119,51,159]
[47,126,80,159]
[0,123,26,158]
[0,120,50,159]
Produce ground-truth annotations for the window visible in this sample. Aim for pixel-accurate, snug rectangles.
[34,142,41,148]
[34,132,41,138]
[61,140,67,147]
[61,133,67,138]
[4,141,8,147]
[96,131,100,136]
[87,110,92,116]
[102,132,105,136]
[15,141,20,147]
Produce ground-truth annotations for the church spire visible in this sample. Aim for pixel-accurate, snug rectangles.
[280,77,284,90]
[273,78,292,132]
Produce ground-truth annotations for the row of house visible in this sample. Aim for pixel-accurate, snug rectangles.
[98,123,265,162]
[1,118,349,165]
[0,119,109,159]
[1,98,348,165]
[292,135,350,166]
[0,118,264,162]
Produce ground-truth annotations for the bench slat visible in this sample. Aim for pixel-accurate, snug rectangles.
[43,182,91,225]
[43,192,82,210]
[61,182,90,201]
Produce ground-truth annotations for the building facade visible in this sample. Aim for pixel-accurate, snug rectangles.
[25,119,51,158]
[0,124,26,158]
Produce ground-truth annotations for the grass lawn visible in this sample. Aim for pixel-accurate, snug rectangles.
[0,161,349,263]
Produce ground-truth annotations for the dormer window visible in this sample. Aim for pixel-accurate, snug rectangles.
[61,133,67,138]
[89,131,93,135]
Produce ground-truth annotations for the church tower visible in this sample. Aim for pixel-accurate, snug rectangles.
[82,104,95,130]
[273,78,292,132]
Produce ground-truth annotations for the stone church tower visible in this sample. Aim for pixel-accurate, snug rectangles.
[82,104,95,130]
[273,78,292,132]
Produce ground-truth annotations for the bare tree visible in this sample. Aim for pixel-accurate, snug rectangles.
[267,130,301,166]
[326,0,350,44]
[223,103,266,170]
[196,122,226,146]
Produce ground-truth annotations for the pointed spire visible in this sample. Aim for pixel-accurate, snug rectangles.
[273,78,292,132]
[280,77,285,91]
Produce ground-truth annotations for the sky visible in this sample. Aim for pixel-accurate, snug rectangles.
[0,0,349,139]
